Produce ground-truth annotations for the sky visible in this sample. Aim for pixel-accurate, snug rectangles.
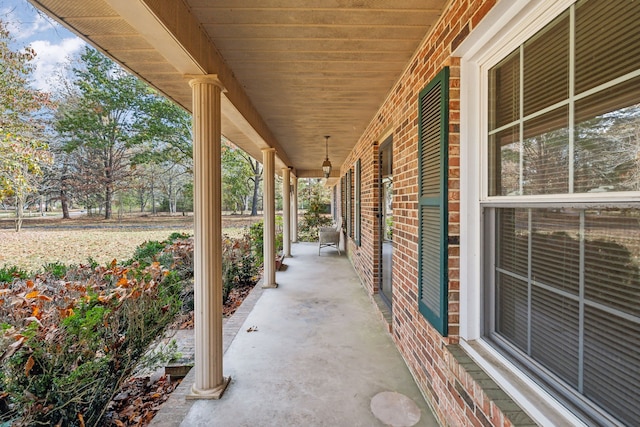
[1,0,85,92]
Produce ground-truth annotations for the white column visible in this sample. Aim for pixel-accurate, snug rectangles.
[292,177,298,243]
[282,167,291,257]
[187,75,230,399]
[262,148,277,288]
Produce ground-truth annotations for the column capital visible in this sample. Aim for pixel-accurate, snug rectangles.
[186,74,224,90]
[261,147,276,153]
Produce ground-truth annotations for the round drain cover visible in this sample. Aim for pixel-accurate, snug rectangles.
[370,391,421,427]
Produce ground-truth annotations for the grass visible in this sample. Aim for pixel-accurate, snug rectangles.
[0,213,260,273]
[0,228,192,272]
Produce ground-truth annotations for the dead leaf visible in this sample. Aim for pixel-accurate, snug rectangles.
[24,317,43,328]
[246,326,258,332]
[77,413,85,427]
[25,355,35,377]
[0,337,25,363]
[25,290,39,299]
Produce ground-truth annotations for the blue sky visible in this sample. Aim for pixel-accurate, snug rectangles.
[1,0,85,92]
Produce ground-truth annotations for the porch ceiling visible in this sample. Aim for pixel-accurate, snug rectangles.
[29,0,446,177]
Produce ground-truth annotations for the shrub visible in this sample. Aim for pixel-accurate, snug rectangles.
[0,230,257,426]
[0,266,28,284]
[0,247,185,426]
[43,261,68,279]
[129,240,165,266]
[248,217,283,265]
[299,199,332,241]
[222,233,260,303]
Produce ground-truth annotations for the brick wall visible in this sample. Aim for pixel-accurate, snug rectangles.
[335,0,531,426]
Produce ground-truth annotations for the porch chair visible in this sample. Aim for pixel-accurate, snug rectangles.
[318,217,342,255]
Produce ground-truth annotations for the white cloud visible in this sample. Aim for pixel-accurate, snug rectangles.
[1,1,59,40]
[29,37,86,92]
[19,12,60,40]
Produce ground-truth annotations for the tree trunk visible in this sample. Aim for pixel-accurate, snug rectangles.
[151,180,156,215]
[251,173,260,216]
[104,146,114,219]
[105,185,112,219]
[15,197,24,232]
[61,190,70,219]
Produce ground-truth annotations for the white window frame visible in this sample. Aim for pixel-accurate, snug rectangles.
[454,1,592,426]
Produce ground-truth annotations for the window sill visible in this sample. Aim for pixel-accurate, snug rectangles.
[457,339,588,427]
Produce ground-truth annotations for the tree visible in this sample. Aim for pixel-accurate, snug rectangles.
[0,20,52,231]
[248,155,263,215]
[132,95,193,172]
[55,47,187,219]
[221,141,262,214]
[131,95,193,215]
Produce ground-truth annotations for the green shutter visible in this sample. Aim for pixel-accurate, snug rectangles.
[418,67,449,336]
[346,169,352,238]
[341,175,346,231]
[355,159,361,246]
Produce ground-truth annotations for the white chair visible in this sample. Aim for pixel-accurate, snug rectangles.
[318,218,342,255]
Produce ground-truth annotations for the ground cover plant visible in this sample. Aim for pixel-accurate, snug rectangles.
[0,227,261,426]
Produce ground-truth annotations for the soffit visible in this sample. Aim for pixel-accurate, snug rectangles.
[29,0,447,177]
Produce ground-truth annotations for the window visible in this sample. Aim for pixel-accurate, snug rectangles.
[354,159,361,246]
[485,1,640,425]
[418,67,449,336]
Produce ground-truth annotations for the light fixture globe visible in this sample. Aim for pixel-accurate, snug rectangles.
[322,135,332,178]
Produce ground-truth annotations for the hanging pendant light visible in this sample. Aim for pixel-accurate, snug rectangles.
[322,135,332,178]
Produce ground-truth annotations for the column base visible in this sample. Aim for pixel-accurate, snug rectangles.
[186,376,231,400]
[262,282,279,289]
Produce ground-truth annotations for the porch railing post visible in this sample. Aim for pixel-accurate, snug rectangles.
[262,148,278,288]
[282,167,291,257]
[292,177,298,243]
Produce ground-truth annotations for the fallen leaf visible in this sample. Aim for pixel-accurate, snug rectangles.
[0,337,24,363]
[77,413,85,427]
[24,317,43,328]
[25,290,39,299]
[25,355,35,377]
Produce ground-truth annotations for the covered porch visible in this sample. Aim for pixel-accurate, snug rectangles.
[151,242,438,427]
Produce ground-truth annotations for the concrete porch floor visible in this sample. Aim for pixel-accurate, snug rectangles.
[152,242,439,427]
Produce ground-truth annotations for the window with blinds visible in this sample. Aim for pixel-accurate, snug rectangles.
[418,67,448,335]
[486,1,640,425]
